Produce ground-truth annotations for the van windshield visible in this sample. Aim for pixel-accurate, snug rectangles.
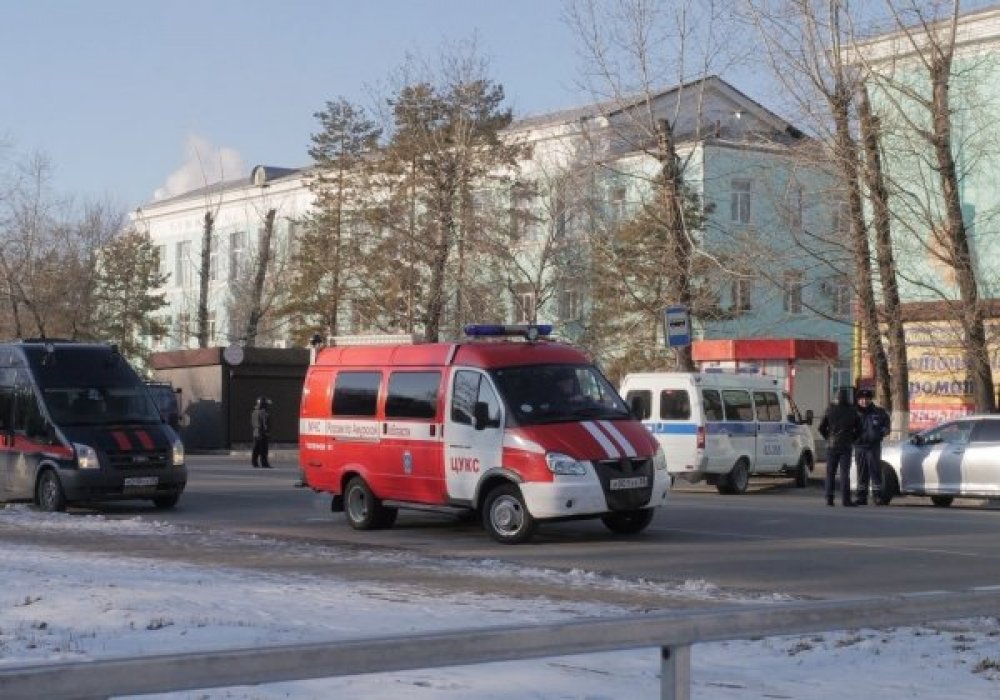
[43,387,162,426]
[490,364,629,426]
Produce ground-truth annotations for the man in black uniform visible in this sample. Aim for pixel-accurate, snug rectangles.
[251,396,272,469]
[819,388,862,506]
[854,388,891,505]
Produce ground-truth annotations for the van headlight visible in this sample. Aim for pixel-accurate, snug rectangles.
[74,443,100,470]
[545,452,587,476]
[171,438,185,467]
[653,446,668,471]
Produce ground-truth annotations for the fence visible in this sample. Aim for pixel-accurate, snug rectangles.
[1,586,999,700]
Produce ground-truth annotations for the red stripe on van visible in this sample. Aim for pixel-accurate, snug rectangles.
[112,431,132,451]
[134,430,155,450]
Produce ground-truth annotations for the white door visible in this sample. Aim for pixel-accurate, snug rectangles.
[444,369,504,503]
[720,389,756,470]
[752,390,783,471]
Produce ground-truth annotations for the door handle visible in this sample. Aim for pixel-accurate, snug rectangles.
[448,444,471,449]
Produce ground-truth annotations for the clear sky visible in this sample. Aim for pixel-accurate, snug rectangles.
[0,0,597,211]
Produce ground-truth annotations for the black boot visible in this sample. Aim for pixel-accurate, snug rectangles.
[826,495,834,507]
[842,498,857,507]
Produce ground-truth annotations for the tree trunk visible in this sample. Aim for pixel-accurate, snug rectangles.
[657,119,695,371]
[423,185,455,343]
[929,59,995,412]
[197,211,213,348]
[244,209,276,347]
[831,90,890,397]
[858,86,909,434]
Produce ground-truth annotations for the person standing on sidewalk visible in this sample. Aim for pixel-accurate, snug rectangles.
[819,388,862,507]
[251,396,272,469]
[854,388,891,505]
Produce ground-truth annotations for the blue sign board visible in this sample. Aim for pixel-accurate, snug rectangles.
[663,305,691,348]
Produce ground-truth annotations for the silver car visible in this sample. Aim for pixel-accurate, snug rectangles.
[879,415,1000,507]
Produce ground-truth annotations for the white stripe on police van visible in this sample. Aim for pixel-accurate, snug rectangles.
[598,420,637,458]
[582,421,620,459]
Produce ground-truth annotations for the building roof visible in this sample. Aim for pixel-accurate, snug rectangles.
[143,165,306,208]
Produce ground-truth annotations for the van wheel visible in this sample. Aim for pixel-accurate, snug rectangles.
[717,459,749,495]
[483,483,536,544]
[601,508,655,535]
[794,452,813,488]
[344,477,397,530]
[36,470,67,512]
[152,494,180,509]
[878,463,898,505]
[930,495,954,508]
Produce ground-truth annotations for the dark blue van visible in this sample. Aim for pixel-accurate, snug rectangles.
[0,341,187,511]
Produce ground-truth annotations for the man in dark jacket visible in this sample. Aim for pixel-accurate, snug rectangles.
[251,396,272,469]
[854,388,891,505]
[819,388,862,506]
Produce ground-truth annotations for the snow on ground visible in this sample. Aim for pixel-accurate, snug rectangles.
[0,505,998,699]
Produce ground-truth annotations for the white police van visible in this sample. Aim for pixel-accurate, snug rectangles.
[621,372,815,494]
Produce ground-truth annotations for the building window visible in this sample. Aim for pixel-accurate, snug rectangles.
[229,231,246,282]
[559,286,582,321]
[787,183,803,229]
[207,310,216,343]
[783,270,803,314]
[155,245,167,282]
[176,312,191,345]
[832,201,849,235]
[610,186,628,222]
[830,275,851,317]
[732,277,753,312]
[510,183,533,238]
[731,179,751,224]
[175,241,192,287]
[513,284,536,324]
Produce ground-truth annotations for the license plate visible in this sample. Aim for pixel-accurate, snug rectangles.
[124,477,158,488]
[610,476,648,490]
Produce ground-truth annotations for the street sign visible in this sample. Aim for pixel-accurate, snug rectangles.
[663,305,691,348]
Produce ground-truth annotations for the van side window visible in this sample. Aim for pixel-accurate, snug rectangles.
[702,390,724,421]
[332,371,381,417]
[659,390,691,420]
[722,390,754,421]
[451,371,502,427]
[386,371,440,420]
[13,383,52,442]
[625,390,652,420]
[752,391,781,422]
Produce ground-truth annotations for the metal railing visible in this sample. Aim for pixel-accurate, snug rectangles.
[2,586,999,700]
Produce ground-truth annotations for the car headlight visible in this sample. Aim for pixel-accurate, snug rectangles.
[545,452,587,476]
[74,443,100,470]
[171,438,185,467]
[653,446,668,471]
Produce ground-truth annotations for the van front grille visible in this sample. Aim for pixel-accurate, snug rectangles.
[107,451,169,469]
[592,457,654,510]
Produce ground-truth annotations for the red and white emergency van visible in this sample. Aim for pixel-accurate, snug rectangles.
[298,325,669,543]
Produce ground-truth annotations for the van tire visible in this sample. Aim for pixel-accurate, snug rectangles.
[483,483,536,544]
[344,476,396,530]
[794,452,813,488]
[36,470,67,512]
[152,494,180,509]
[717,459,749,495]
[601,508,655,535]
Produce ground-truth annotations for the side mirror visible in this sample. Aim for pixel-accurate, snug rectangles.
[804,409,814,426]
[473,401,491,431]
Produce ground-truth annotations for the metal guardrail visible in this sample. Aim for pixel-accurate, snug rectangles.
[2,586,999,700]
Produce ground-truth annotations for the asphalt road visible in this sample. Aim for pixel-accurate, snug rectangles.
[15,453,1000,602]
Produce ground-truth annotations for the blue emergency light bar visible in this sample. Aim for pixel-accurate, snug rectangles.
[464,324,553,340]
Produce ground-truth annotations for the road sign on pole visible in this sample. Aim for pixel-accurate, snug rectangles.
[663,305,691,348]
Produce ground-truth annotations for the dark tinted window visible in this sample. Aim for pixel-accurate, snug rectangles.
[0,386,13,431]
[386,371,440,420]
[23,345,143,389]
[722,390,754,421]
[333,372,381,417]
[659,389,691,420]
[702,390,724,421]
[13,377,53,442]
[972,419,1000,443]
[625,390,652,420]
